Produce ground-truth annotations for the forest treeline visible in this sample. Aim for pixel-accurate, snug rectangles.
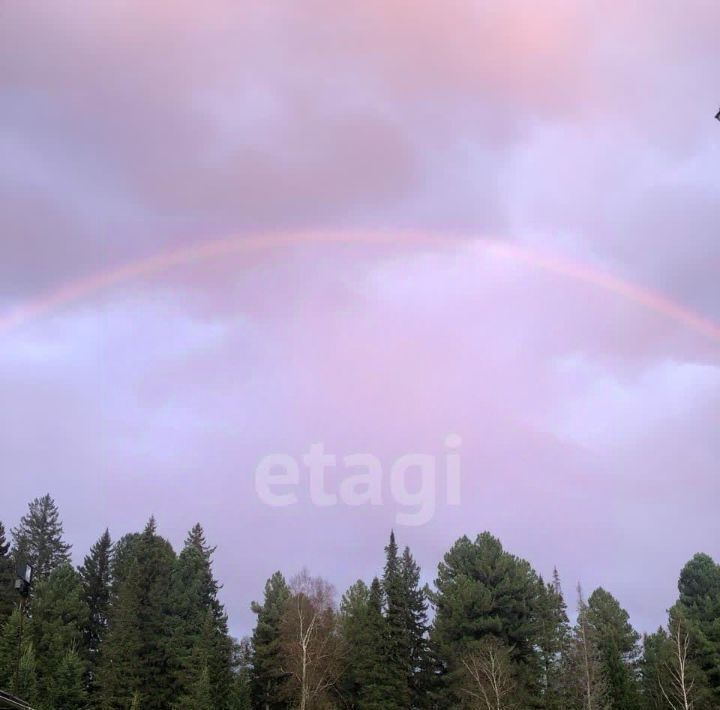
[0,495,718,709]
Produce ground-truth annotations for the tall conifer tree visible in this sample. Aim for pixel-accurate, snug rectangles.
[431,532,546,705]
[537,568,570,709]
[250,571,291,710]
[79,529,113,657]
[171,523,234,709]
[339,577,395,708]
[382,531,412,708]
[12,494,71,585]
[586,587,641,710]
[31,563,89,706]
[675,552,720,707]
[97,517,177,710]
[0,521,16,621]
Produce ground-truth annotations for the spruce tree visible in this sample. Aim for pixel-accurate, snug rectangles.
[173,615,216,710]
[399,545,433,708]
[79,529,113,645]
[382,531,413,708]
[250,571,291,710]
[339,578,394,709]
[109,531,141,592]
[12,494,71,584]
[79,526,113,683]
[171,524,234,709]
[49,647,87,709]
[97,517,177,710]
[30,563,89,706]
[0,608,38,702]
[185,522,216,558]
[537,568,570,709]
[0,521,16,622]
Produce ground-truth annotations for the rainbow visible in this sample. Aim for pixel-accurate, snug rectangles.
[2,229,719,344]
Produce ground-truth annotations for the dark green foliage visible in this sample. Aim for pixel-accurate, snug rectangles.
[639,627,670,709]
[30,563,89,706]
[537,568,570,709]
[0,521,16,622]
[109,531,141,592]
[171,524,235,709]
[79,527,114,705]
[560,586,608,710]
[250,571,291,709]
[431,532,546,705]
[2,494,718,710]
[232,638,254,710]
[340,535,436,710]
[339,577,395,708]
[398,544,434,708]
[49,648,87,709]
[97,517,177,710]
[79,528,114,658]
[0,608,38,702]
[675,552,720,708]
[382,531,415,708]
[378,532,436,708]
[586,587,641,709]
[11,494,71,585]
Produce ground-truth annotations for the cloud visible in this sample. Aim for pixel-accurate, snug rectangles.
[1,0,719,637]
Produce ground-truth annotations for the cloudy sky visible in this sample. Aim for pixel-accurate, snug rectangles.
[1,1,719,636]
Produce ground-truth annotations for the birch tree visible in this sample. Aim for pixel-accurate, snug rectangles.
[460,637,517,710]
[280,570,344,709]
[659,613,695,710]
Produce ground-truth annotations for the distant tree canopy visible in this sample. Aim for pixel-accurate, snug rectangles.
[0,495,717,709]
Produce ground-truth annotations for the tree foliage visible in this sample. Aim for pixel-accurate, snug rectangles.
[12,494,71,585]
[0,494,717,710]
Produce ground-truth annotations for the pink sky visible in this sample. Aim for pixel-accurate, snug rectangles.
[1,1,719,636]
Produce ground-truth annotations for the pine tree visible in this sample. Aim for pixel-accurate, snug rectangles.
[0,521,16,622]
[675,552,720,708]
[586,587,640,709]
[431,532,546,705]
[250,571,291,710]
[171,524,234,709]
[97,517,177,710]
[11,494,71,584]
[30,563,89,706]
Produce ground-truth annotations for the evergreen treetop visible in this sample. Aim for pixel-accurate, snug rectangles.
[12,494,71,584]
